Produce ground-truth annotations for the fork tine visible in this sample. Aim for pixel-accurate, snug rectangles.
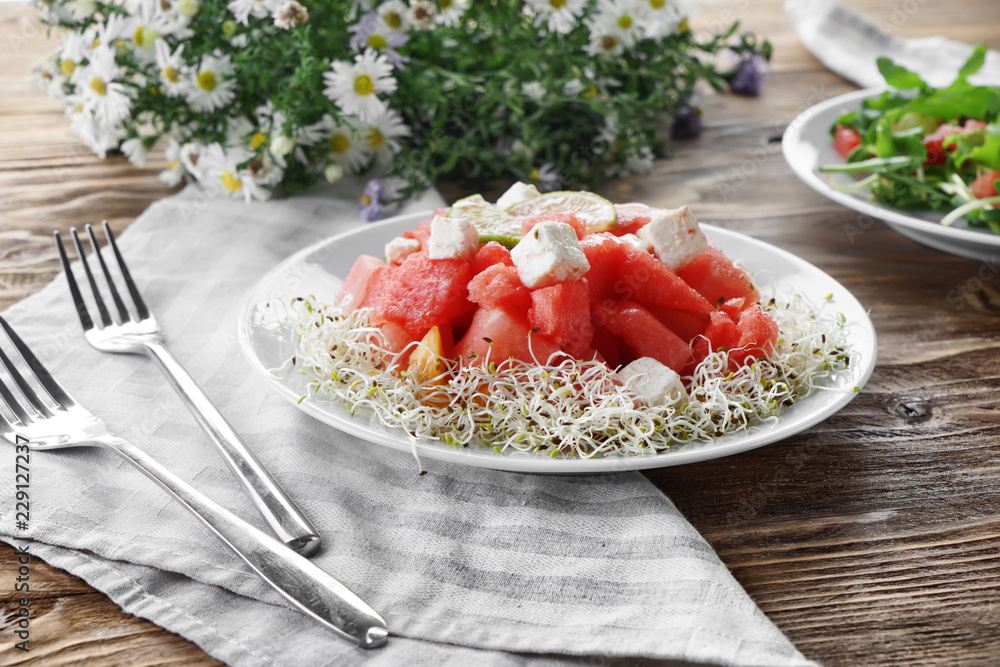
[0,315,76,412]
[54,231,96,332]
[85,223,132,324]
[0,409,14,437]
[69,228,113,328]
[0,370,32,426]
[102,221,150,321]
[0,322,54,419]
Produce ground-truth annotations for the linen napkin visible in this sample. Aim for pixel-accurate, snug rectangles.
[786,0,1000,88]
[0,182,814,666]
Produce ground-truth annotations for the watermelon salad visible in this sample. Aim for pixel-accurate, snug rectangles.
[291,188,851,459]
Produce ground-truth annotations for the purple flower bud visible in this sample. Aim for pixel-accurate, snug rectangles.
[730,53,767,97]
[671,107,702,139]
[360,178,387,222]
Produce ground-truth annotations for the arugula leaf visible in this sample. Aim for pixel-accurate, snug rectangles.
[877,58,928,91]
[971,134,1000,169]
[907,80,1000,121]
[957,44,988,82]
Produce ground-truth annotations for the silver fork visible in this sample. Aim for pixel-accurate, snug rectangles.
[0,315,388,648]
[54,222,320,556]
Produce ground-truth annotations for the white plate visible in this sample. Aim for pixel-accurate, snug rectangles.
[237,211,877,474]
[783,87,1000,263]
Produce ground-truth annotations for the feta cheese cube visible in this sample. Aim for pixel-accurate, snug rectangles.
[495,181,541,210]
[636,205,708,271]
[384,236,421,265]
[428,215,479,261]
[619,233,651,252]
[510,221,590,289]
[617,357,688,406]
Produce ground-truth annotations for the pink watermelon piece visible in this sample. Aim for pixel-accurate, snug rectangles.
[467,264,532,312]
[521,212,587,239]
[472,241,515,274]
[644,305,709,342]
[402,218,433,251]
[528,279,593,357]
[618,243,714,316]
[677,247,759,307]
[377,321,416,368]
[732,306,778,364]
[338,254,387,311]
[453,307,563,366]
[580,233,629,305]
[611,203,653,236]
[720,297,747,320]
[688,311,740,372]
[591,325,622,370]
[596,300,691,372]
[372,251,474,338]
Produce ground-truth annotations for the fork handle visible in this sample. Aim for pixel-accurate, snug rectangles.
[95,434,388,648]
[142,340,321,556]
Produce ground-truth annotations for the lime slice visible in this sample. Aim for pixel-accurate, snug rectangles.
[505,191,617,232]
[449,194,523,238]
[479,234,521,249]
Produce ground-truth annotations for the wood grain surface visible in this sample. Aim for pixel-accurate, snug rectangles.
[2,0,1000,665]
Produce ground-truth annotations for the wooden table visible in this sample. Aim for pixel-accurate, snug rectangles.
[2,1,1000,664]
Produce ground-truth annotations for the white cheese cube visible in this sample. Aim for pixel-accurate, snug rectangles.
[495,181,541,210]
[619,233,651,252]
[636,205,708,272]
[384,236,421,265]
[618,357,688,406]
[428,215,479,262]
[510,221,590,289]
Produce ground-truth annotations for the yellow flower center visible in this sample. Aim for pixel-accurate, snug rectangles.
[60,59,76,76]
[365,127,384,149]
[439,0,452,10]
[529,168,540,180]
[354,74,375,96]
[549,0,567,8]
[678,17,689,32]
[599,34,620,52]
[221,171,242,191]
[250,132,268,149]
[360,193,372,206]
[197,70,217,91]
[134,26,161,49]
[368,33,387,49]
[583,85,597,99]
[649,0,665,7]
[73,102,84,113]
[89,76,107,96]
[617,14,632,29]
[168,160,181,169]
[384,11,402,29]
[329,133,350,154]
[163,65,180,83]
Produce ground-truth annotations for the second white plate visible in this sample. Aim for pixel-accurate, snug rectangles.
[783,87,1000,263]
[238,211,877,474]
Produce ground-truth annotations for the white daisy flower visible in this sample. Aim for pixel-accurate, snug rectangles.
[59,32,90,76]
[198,143,269,202]
[526,0,586,35]
[362,108,410,167]
[435,0,468,26]
[323,49,396,124]
[159,137,186,186]
[68,104,127,158]
[246,151,284,185]
[184,50,237,112]
[521,81,545,101]
[408,0,436,30]
[179,141,207,179]
[127,0,178,61]
[69,0,98,20]
[153,40,186,96]
[71,45,132,125]
[272,0,309,29]
[325,163,344,183]
[227,0,278,25]
[638,0,682,38]
[587,0,643,50]
[33,62,68,100]
[121,136,150,167]
[377,0,410,33]
[562,78,584,96]
[315,114,372,173]
[585,29,624,57]
[93,13,130,48]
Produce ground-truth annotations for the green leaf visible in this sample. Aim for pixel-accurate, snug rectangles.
[970,133,1000,169]
[956,44,988,81]
[877,57,928,91]
[907,81,1000,121]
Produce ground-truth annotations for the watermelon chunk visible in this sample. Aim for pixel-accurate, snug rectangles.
[402,218,433,251]
[528,279,593,357]
[644,305,709,342]
[521,212,587,239]
[596,301,691,372]
[619,245,714,316]
[580,233,628,305]
[372,251,474,338]
[377,321,416,368]
[338,254,387,311]
[720,297,747,320]
[689,311,740,372]
[472,241,515,274]
[591,325,622,369]
[467,264,532,312]
[677,247,759,307]
[453,307,563,366]
[732,306,778,364]
[611,203,653,236]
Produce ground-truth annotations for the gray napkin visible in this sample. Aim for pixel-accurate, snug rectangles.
[786,0,1000,88]
[0,182,814,666]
